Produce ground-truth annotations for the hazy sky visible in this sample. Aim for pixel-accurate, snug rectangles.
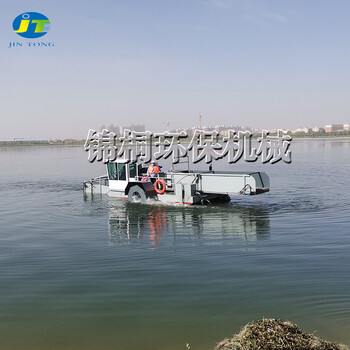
[1,0,349,140]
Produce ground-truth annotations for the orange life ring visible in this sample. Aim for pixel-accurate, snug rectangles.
[154,179,166,194]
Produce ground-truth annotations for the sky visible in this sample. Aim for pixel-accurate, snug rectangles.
[0,0,349,140]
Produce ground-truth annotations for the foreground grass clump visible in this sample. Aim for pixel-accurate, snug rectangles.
[215,319,349,350]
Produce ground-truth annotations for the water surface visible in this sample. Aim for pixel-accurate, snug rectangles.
[0,139,349,349]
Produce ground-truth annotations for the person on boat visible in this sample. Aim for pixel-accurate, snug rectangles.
[147,160,161,178]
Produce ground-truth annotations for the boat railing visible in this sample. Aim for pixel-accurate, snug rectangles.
[83,174,109,195]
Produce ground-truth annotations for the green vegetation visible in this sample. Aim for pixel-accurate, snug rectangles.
[0,139,86,147]
[1,131,349,148]
[288,130,350,139]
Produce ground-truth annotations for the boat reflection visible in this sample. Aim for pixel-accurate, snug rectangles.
[108,203,270,247]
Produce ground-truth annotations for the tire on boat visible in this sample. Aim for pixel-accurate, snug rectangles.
[128,185,147,203]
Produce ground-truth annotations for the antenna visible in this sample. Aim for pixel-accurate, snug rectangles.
[199,114,202,130]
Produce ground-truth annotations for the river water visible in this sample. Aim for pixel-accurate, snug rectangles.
[0,139,349,349]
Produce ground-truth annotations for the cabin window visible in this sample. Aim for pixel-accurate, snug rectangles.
[129,164,137,178]
[138,164,146,176]
[107,163,117,180]
[118,163,126,181]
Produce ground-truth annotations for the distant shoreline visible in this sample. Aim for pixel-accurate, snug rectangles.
[0,134,349,148]
[0,140,86,147]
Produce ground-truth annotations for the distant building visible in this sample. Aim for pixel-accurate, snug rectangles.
[106,124,120,136]
[184,128,193,136]
[292,127,311,134]
[14,138,48,142]
[343,124,350,131]
[98,123,146,136]
[124,124,145,133]
[98,124,119,135]
[312,126,325,133]
[325,124,344,132]
[214,125,227,133]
